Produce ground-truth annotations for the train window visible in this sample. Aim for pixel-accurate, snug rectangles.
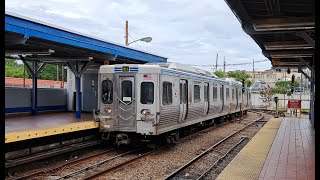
[232,89,235,100]
[194,85,201,103]
[163,82,173,105]
[141,82,154,104]
[122,80,132,103]
[213,85,218,101]
[102,79,113,104]
[226,88,230,100]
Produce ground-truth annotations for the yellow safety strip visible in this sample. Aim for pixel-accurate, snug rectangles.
[5,121,99,143]
[216,117,282,180]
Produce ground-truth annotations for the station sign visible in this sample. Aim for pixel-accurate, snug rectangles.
[272,58,280,66]
[288,100,301,109]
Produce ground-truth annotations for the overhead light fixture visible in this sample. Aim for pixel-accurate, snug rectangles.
[5,49,55,56]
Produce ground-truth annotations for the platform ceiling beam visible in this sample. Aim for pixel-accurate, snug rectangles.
[264,41,312,50]
[268,50,314,58]
[298,66,311,81]
[252,17,315,31]
[297,57,313,71]
[296,32,315,48]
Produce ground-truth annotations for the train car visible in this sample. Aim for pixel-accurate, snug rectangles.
[93,63,251,145]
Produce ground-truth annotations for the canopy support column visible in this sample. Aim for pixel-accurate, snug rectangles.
[65,60,92,119]
[19,55,47,115]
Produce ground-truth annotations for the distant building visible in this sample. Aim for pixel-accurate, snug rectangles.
[244,70,304,88]
[229,70,309,87]
[5,77,66,88]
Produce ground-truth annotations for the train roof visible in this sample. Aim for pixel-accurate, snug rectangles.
[146,62,218,78]
[99,64,244,86]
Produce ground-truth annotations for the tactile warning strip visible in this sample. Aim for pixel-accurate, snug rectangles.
[5,121,99,143]
[216,117,283,180]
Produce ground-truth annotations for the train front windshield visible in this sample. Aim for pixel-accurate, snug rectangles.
[102,79,113,104]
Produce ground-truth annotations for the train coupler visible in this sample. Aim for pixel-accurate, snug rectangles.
[115,133,131,146]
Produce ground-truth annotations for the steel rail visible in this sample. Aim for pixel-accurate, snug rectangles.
[196,137,248,180]
[58,147,143,179]
[6,140,102,168]
[11,147,117,180]
[85,149,158,180]
[164,113,263,180]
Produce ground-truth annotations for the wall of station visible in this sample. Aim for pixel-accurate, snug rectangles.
[67,63,100,112]
[5,87,67,114]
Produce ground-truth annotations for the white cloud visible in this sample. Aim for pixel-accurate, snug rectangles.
[5,0,272,71]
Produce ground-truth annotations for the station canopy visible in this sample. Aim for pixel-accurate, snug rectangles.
[5,11,167,65]
[224,0,314,68]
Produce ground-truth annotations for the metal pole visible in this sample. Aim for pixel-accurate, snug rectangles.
[75,62,81,119]
[32,61,38,115]
[76,75,81,119]
[252,59,255,84]
[223,56,226,74]
[215,53,218,72]
[125,20,129,46]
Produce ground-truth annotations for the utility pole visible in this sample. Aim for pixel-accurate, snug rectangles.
[215,53,218,72]
[223,56,226,74]
[125,20,129,46]
[252,59,255,84]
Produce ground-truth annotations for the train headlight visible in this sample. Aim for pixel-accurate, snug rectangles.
[104,107,112,114]
[141,109,151,116]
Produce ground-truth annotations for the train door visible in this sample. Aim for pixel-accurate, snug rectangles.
[82,73,98,112]
[179,80,188,122]
[203,83,209,115]
[246,90,249,107]
[220,85,224,112]
[236,88,238,109]
[117,76,136,129]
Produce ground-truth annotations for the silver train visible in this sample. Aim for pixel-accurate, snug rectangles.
[93,63,251,145]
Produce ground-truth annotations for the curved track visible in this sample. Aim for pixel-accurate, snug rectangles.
[164,112,264,180]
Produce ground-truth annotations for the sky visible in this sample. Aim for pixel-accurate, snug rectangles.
[5,0,272,72]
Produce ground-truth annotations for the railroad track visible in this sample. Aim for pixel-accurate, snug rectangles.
[82,113,264,180]
[7,112,263,180]
[6,139,103,169]
[164,112,264,180]
[84,149,158,180]
[58,146,154,179]
[7,146,118,180]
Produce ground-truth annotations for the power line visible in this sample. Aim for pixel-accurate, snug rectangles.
[128,33,145,50]
[186,59,269,67]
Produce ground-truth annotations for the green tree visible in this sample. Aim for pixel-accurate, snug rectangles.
[5,58,31,78]
[5,58,66,81]
[227,70,252,86]
[245,79,252,87]
[272,80,300,94]
[213,71,225,78]
[227,70,251,81]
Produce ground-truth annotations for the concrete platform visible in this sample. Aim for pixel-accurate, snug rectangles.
[216,116,315,180]
[5,112,98,143]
